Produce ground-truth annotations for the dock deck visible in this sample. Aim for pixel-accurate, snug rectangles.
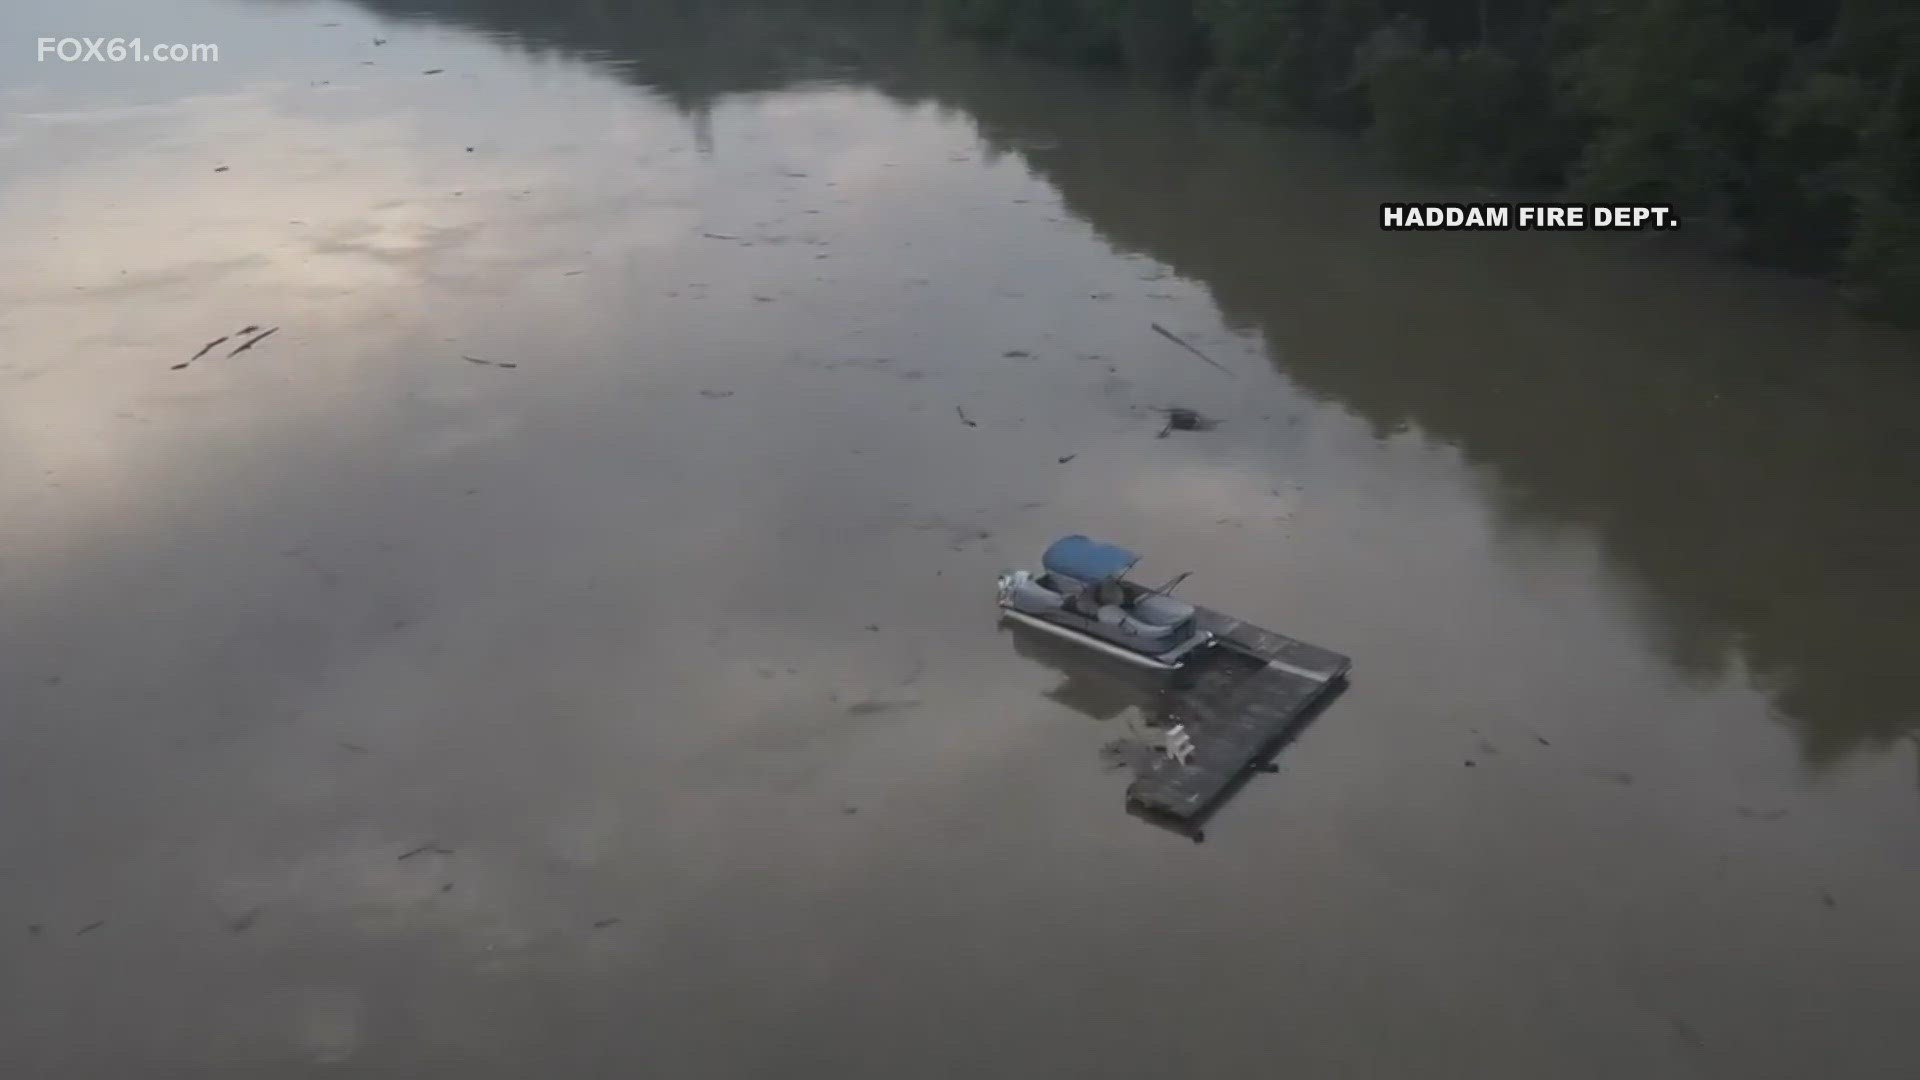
[1125,606,1351,829]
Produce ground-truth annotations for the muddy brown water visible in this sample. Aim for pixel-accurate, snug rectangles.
[3,0,1918,1076]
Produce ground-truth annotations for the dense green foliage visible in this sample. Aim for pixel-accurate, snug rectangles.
[932,0,1920,319]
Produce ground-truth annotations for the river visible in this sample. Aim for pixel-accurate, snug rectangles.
[2,0,1918,1076]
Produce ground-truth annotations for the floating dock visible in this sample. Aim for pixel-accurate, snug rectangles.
[1124,606,1351,830]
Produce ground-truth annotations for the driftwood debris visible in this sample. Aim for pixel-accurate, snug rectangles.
[226,327,278,357]
[1154,406,1214,438]
[174,334,231,368]
[175,324,274,369]
[460,355,518,369]
[1151,322,1234,377]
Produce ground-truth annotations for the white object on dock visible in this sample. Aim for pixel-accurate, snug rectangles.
[1164,725,1195,765]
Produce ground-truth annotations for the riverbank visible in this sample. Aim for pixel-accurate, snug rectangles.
[929,0,1920,324]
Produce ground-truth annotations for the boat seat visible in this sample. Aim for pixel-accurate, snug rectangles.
[1130,592,1195,627]
[1008,575,1067,611]
[1097,604,1179,642]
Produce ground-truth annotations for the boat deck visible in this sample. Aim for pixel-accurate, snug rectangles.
[1125,605,1351,830]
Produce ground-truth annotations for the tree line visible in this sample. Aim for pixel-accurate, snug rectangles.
[929,0,1920,321]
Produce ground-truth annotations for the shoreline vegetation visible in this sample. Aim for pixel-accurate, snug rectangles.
[925,0,1920,324]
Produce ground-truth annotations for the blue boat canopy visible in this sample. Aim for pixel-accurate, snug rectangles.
[1042,535,1140,583]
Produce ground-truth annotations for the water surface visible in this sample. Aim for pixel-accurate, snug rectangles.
[2,1,1918,1076]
